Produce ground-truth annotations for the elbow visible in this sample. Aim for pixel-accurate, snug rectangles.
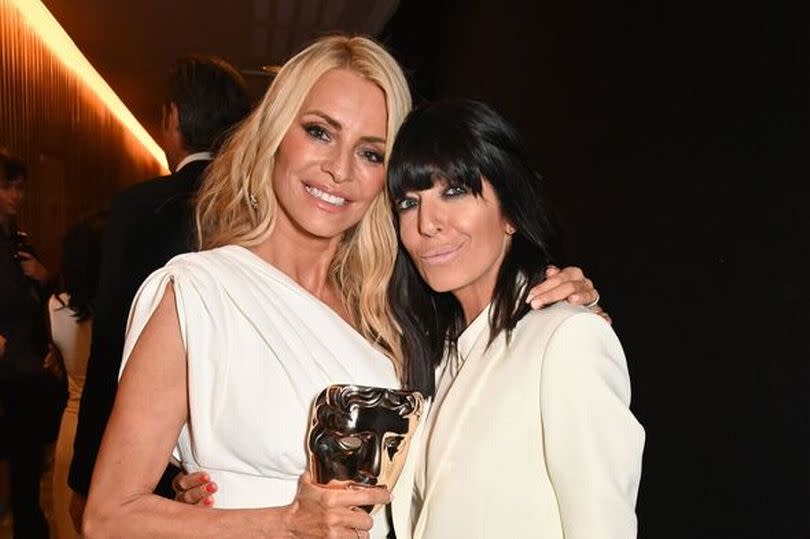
[81,498,118,539]
[80,505,102,539]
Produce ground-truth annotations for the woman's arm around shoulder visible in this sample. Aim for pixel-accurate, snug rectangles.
[539,311,645,539]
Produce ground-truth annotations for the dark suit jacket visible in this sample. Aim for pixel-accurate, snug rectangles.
[69,159,209,497]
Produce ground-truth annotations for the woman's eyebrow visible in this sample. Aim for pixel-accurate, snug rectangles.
[304,110,386,145]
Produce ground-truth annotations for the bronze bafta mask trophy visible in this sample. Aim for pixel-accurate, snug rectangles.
[307,384,424,514]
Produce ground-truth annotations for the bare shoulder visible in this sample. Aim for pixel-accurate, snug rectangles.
[120,281,186,385]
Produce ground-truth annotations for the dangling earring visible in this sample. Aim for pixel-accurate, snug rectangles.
[505,224,516,235]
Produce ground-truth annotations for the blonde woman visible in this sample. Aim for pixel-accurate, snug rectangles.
[84,36,598,539]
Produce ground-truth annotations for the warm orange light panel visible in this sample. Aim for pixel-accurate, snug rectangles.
[9,0,169,172]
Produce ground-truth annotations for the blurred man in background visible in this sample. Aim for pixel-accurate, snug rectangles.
[0,149,63,539]
[68,55,251,531]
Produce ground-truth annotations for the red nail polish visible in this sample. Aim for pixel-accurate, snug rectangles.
[203,497,214,506]
[205,483,217,493]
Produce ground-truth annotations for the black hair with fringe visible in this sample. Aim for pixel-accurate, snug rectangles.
[387,99,559,397]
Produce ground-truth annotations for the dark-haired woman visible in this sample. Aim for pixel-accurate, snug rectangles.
[386,100,645,539]
[49,213,105,539]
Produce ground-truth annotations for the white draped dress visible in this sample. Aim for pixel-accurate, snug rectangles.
[120,245,400,536]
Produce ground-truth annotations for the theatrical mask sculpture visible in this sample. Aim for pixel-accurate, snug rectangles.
[307,385,424,513]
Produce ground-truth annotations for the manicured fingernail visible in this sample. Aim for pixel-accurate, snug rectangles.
[525,294,535,304]
[202,474,209,482]
[203,497,214,506]
[205,483,217,493]
[531,299,544,309]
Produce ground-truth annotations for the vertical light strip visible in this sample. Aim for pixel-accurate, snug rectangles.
[8,0,168,171]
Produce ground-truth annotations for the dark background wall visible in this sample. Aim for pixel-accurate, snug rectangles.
[0,0,164,272]
[384,1,808,537]
[1,0,805,535]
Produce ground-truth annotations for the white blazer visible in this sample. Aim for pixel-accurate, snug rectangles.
[391,302,645,539]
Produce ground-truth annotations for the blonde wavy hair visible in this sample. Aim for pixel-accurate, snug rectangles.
[195,34,412,369]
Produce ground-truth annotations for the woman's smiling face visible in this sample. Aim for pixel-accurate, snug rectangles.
[271,68,389,242]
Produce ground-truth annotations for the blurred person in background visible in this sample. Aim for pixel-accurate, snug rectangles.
[48,212,105,539]
[0,148,65,539]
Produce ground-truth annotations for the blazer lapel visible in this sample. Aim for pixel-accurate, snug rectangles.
[390,400,431,539]
[412,325,508,539]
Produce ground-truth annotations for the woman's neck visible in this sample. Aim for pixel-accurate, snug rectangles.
[452,242,508,326]
[454,278,498,327]
[457,295,490,328]
[251,220,344,305]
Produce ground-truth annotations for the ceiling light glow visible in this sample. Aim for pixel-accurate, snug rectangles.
[8,0,168,172]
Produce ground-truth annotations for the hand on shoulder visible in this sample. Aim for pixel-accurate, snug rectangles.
[526,265,611,324]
